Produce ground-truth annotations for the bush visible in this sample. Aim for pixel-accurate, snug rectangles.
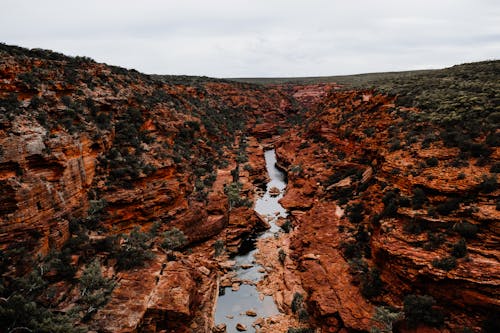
[436,197,460,215]
[213,239,225,257]
[411,188,427,209]
[287,328,313,333]
[281,219,292,233]
[115,227,155,270]
[486,132,500,147]
[482,314,500,333]
[425,157,439,167]
[361,267,383,298]
[161,227,187,251]
[0,262,85,333]
[423,232,444,250]
[347,203,365,223]
[79,259,115,315]
[454,221,478,238]
[298,308,309,322]
[0,293,84,333]
[476,175,498,193]
[432,256,457,271]
[490,163,500,173]
[291,292,304,313]
[341,241,362,259]
[224,182,253,208]
[278,248,287,265]
[452,239,467,258]
[404,218,428,235]
[370,306,403,333]
[403,294,444,328]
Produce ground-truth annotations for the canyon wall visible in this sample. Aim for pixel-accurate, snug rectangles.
[1,44,498,332]
[275,83,499,331]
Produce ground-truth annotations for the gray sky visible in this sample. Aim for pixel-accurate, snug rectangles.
[1,0,499,77]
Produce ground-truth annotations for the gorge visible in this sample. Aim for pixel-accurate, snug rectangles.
[0,43,499,333]
[214,149,285,333]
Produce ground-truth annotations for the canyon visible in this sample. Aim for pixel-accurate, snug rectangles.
[0,44,499,332]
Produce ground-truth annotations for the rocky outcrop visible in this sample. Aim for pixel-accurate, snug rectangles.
[92,253,217,333]
[0,122,98,254]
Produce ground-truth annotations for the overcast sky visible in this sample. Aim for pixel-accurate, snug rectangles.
[1,0,499,77]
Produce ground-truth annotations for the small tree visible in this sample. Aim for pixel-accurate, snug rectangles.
[79,259,115,313]
[115,227,155,270]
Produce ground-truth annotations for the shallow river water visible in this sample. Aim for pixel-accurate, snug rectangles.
[214,149,288,332]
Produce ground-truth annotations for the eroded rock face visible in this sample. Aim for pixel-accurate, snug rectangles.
[275,88,499,331]
[92,254,217,333]
[0,45,296,331]
[0,123,97,254]
[0,45,296,254]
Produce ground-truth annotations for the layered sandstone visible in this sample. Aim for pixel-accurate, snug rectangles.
[274,88,499,331]
[1,44,498,333]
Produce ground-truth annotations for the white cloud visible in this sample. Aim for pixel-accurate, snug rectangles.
[1,0,499,77]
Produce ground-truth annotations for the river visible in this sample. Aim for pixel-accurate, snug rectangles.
[214,149,288,332]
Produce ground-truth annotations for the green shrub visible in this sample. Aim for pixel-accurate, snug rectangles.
[291,292,304,313]
[79,259,115,315]
[298,308,309,322]
[281,219,292,233]
[482,314,500,333]
[436,198,460,215]
[0,293,84,333]
[411,188,426,210]
[403,294,444,328]
[364,127,376,137]
[382,200,398,217]
[404,218,427,235]
[452,239,467,258]
[423,232,444,250]
[213,239,225,257]
[453,221,479,238]
[361,267,383,298]
[43,249,76,280]
[476,175,498,193]
[115,227,155,270]
[224,182,253,208]
[486,132,500,147]
[389,138,401,151]
[490,163,500,173]
[370,306,403,333]
[425,157,439,167]
[161,227,187,251]
[432,256,457,271]
[287,328,313,333]
[341,241,362,259]
[347,203,365,223]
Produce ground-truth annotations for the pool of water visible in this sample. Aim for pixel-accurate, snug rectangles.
[214,149,288,332]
